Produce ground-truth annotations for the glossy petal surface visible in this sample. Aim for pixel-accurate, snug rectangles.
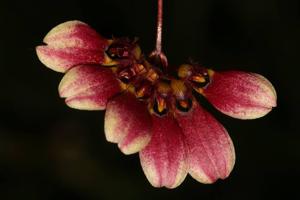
[140,115,187,188]
[203,71,277,119]
[36,20,109,72]
[176,104,235,184]
[104,93,152,154]
[59,65,121,110]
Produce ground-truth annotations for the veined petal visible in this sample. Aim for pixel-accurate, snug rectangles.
[36,20,110,73]
[176,104,235,184]
[140,115,187,189]
[203,71,277,119]
[104,93,152,155]
[58,65,121,110]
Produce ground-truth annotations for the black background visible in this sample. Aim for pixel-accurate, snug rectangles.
[0,0,299,199]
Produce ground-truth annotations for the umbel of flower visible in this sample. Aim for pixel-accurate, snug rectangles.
[36,21,276,188]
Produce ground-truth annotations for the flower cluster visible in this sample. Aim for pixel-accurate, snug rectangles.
[36,21,276,188]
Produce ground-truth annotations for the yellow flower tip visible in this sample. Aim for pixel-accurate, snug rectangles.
[157,97,167,113]
[179,100,189,109]
[157,81,171,94]
[194,87,204,95]
[192,75,206,83]
[133,45,142,60]
[102,53,118,66]
[207,69,215,77]
[136,87,146,98]
[177,64,193,78]
[107,39,114,45]
[146,68,159,82]
[119,82,128,91]
[171,79,187,98]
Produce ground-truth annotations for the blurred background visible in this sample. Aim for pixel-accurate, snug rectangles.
[0,0,299,199]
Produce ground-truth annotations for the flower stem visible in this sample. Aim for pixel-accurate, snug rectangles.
[156,0,163,53]
[149,0,168,69]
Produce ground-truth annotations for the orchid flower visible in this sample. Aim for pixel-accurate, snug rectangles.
[36,0,276,189]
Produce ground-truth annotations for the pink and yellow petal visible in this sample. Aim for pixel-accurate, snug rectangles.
[176,104,235,184]
[36,20,111,73]
[203,70,277,119]
[58,65,121,110]
[42,20,107,49]
[139,115,187,188]
[104,93,152,155]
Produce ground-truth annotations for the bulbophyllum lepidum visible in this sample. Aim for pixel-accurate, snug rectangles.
[36,0,276,188]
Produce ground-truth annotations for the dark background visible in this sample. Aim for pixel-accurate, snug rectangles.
[0,0,299,199]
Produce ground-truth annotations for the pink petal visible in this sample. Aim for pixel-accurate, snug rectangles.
[139,115,187,188]
[104,93,152,155]
[36,20,110,73]
[203,71,277,119]
[176,104,235,184]
[58,65,121,110]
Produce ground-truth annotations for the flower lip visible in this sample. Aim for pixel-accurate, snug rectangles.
[106,37,142,61]
[135,80,154,100]
[117,67,136,84]
[175,98,193,113]
[152,96,169,116]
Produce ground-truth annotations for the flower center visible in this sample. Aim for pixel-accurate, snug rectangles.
[105,40,211,117]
